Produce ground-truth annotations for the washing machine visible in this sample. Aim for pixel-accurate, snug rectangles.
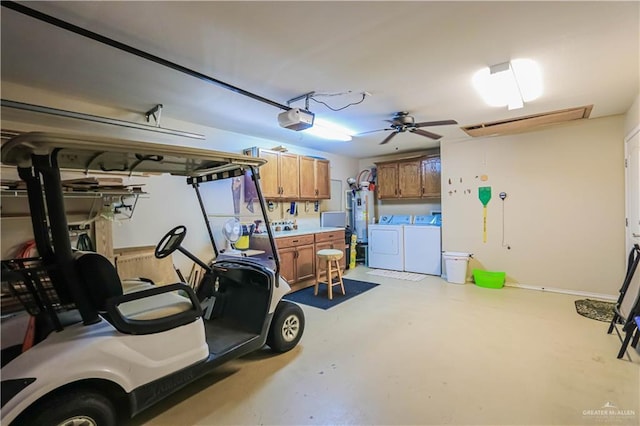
[403,214,442,275]
[367,215,411,271]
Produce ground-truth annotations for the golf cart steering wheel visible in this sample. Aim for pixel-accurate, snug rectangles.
[155,225,187,259]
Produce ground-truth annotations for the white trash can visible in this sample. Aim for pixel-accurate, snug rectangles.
[443,252,472,284]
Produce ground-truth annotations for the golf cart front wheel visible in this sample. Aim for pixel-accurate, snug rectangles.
[267,301,305,353]
[20,389,117,426]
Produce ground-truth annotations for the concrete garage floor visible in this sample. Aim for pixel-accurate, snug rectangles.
[134,267,639,426]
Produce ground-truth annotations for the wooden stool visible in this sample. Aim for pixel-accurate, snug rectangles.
[315,249,345,300]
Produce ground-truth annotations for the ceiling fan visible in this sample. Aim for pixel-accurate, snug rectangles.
[362,112,458,145]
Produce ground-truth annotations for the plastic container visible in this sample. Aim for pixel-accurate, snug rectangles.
[442,252,471,284]
[473,270,506,289]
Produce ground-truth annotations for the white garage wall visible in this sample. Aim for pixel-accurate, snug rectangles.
[440,115,625,297]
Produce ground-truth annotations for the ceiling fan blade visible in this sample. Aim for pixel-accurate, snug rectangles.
[414,119,458,128]
[380,131,399,145]
[355,127,394,136]
[411,128,442,140]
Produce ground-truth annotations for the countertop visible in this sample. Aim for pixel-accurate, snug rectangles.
[254,227,345,238]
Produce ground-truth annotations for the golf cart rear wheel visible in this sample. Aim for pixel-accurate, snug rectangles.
[21,389,117,426]
[267,301,304,353]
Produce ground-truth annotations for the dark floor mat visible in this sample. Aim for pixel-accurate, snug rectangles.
[284,279,379,310]
[575,299,615,322]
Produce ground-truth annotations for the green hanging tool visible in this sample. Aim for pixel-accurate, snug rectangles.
[479,186,492,243]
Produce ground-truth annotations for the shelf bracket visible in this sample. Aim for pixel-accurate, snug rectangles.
[145,104,163,127]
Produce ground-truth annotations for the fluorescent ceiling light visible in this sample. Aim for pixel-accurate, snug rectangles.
[472,59,542,110]
[303,117,354,141]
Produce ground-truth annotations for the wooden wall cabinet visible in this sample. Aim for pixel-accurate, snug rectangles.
[376,162,399,198]
[421,155,441,198]
[257,149,300,199]
[299,156,330,200]
[247,148,330,201]
[398,159,422,198]
[375,155,441,199]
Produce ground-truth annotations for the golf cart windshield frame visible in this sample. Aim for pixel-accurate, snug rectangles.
[187,166,279,266]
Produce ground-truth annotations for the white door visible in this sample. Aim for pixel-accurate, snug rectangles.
[619,127,640,343]
[626,128,640,254]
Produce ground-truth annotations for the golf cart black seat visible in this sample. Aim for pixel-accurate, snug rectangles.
[74,252,203,334]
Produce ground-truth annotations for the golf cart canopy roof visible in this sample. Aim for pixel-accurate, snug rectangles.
[1,132,266,176]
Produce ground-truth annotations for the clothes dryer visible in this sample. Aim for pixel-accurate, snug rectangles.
[367,215,411,271]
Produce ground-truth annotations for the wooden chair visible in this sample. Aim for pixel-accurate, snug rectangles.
[314,249,345,300]
[607,244,640,359]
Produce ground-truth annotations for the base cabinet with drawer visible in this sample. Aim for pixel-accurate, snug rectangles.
[274,234,315,284]
[314,230,346,279]
[261,230,347,289]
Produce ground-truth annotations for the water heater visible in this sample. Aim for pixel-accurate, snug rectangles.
[352,187,374,243]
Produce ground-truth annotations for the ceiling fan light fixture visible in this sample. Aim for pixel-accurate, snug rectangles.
[303,117,354,141]
[473,59,542,110]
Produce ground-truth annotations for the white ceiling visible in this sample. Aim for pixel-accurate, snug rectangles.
[1,1,638,158]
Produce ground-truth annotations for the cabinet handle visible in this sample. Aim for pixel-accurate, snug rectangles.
[421,187,424,195]
[292,240,299,243]
[633,233,640,237]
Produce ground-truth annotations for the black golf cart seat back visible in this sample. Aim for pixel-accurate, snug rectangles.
[74,252,123,311]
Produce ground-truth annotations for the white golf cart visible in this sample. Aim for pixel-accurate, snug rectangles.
[0,132,304,425]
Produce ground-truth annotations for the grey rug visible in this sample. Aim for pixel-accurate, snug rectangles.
[575,299,616,322]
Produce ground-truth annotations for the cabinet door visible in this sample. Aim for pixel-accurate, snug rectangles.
[315,159,330,199]
[421,156,441,198]
[299,156,316,199]
[329,238,347,271]
[376,163,398,199]
[296,244,316,281]
[279,247,297,283]
[398,159,422,198]
[259,149,280,198]
[279,153,300,199]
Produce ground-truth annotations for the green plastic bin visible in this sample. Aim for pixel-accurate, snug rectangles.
[473,269,506,289]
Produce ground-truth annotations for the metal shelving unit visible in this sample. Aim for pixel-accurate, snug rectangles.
[1,189,148,220]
